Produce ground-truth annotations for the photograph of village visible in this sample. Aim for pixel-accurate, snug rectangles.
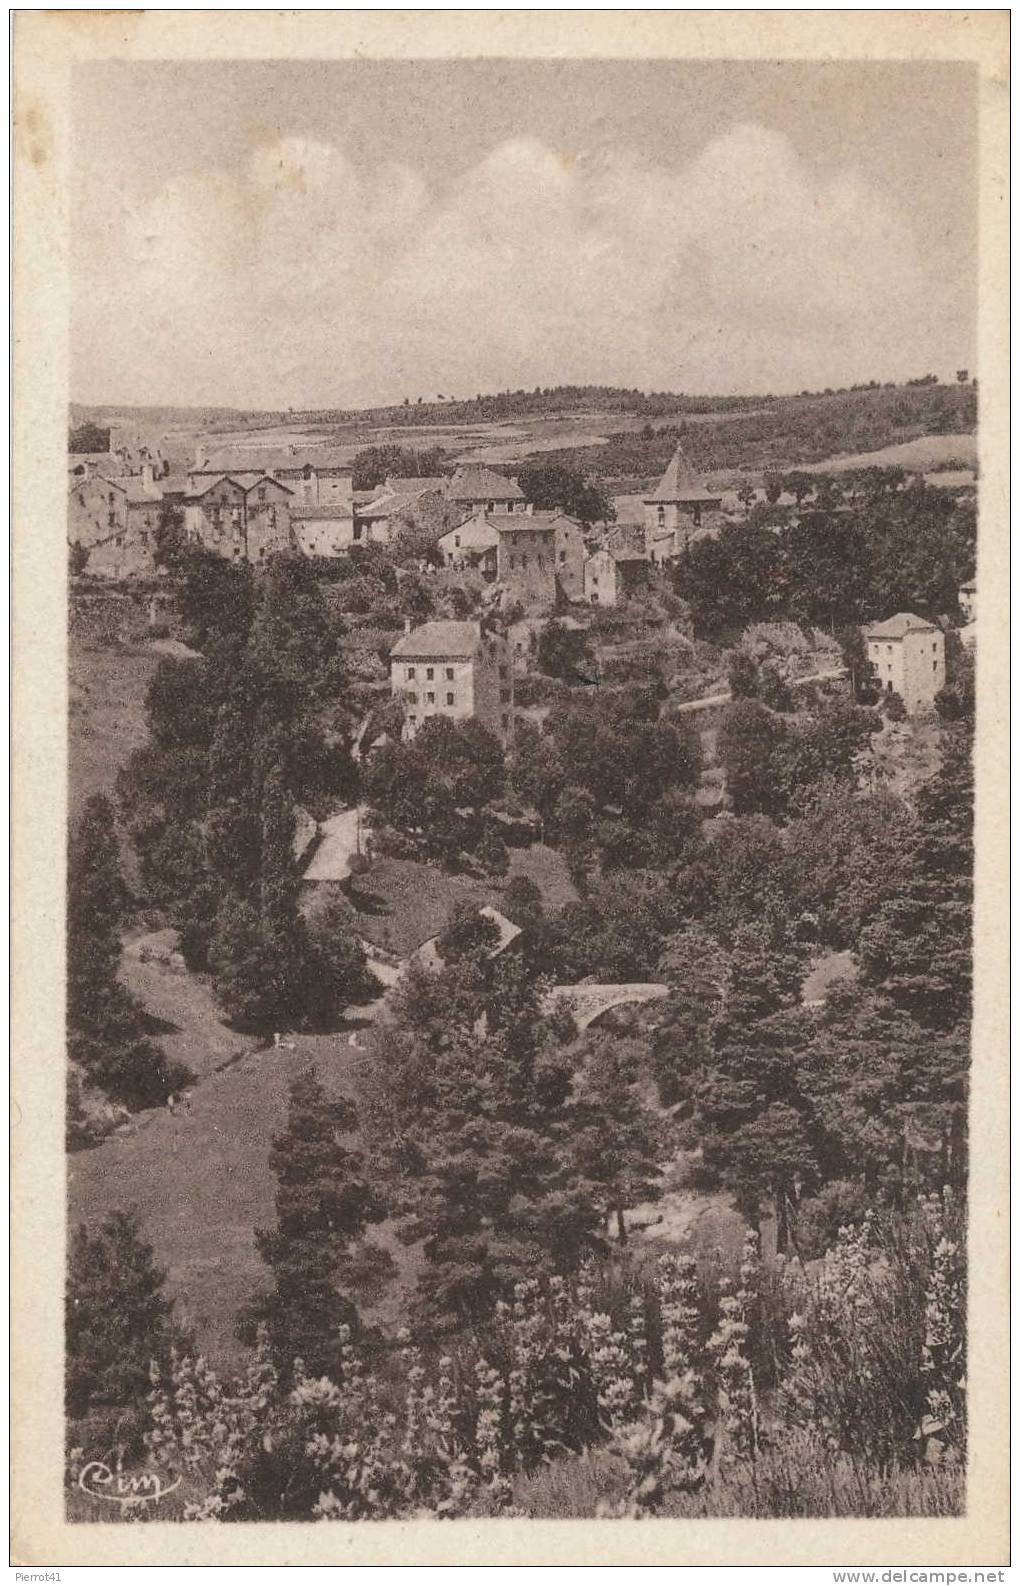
[65,53,977,1523]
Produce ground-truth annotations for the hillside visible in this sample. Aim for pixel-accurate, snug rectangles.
[518,381,977,489]
[71,378,977,495]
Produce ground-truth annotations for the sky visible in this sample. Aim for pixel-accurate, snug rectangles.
[71,59,978,410]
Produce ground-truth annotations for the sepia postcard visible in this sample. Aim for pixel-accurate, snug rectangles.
[11,9,1009,1569]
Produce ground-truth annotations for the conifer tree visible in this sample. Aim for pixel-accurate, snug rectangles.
[66,1210,189,1440]
[67,795,188,1108]
[244,1067,388,1380]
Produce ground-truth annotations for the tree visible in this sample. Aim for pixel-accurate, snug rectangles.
[570,1037,663,1243]
[717,701,788,817]
[243,1068,388,1380]
[836,625,877,701]
[727,651,759,700]
[351,444,448,491]
[67,1211,189,1443]
[435,901,501,965]
[154,502,186,571]
[67,796,189,1108]
[763,469,783,505]
[69,421,110,454]
[537,618,593,682]
[517,461,614,526]
[858,734,973,1028]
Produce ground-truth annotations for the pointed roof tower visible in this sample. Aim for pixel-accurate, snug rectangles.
[644,444,722,505]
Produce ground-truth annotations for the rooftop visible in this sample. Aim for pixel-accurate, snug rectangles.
[645,443,723,504]
[439,517,500,550]
[201,446,354,475]
[390,619,485,659]
[493,513,558,534]
[291,503,355,521]
[384,475,448,496]
[865,612,938,640]
[448,464,525,502]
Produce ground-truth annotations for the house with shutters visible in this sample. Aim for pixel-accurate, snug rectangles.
[389,619,514,747]
[183,474,293,564]
[865,612,946,714]
[644,444,723,561]
[495,516,557,611]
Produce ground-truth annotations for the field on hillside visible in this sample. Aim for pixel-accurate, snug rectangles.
[69,591,161,823]
[74,379,977,491]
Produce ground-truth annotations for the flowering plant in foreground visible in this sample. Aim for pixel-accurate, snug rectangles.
[117,1200,967,1521]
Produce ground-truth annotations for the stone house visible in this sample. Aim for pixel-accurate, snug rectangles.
[552,514,587,602]
[865,612,946,714]
[243,476,294,563]
[184,477,248,560]
[290,503,359,559]
[583,546,650,606]
[192,446,354,509]
[68,473,129,552]
[438,513,500,575]
[390,619,514,747]
[448,464,529,517]
[644,444,723,560]
[354,482,448,547]
[496,517,557,612]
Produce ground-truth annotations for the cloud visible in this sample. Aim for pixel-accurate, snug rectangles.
[72,124,960,407]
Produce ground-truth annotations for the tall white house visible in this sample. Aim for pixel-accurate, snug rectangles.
[866,613,946,714]
[390,620,514,747]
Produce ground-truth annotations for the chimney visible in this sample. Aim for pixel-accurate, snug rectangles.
[83,458,96,481]
[404,617,413,636]
[194,445,208,469]
[141,461,155,490]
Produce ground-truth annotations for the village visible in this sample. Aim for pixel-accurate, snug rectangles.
[37,27,1000,1540]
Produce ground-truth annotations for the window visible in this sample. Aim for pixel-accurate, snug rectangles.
[115,535,124,548]
[446,668,454,681]
[657,506,665,526]
[500,689,511,703]
[408,714,417,726]
[454,535,461,548]
[933,661,938,672]
[140,532,149,547]
[426,666,434,680]
[446,692,455,706]
[407,691,418,704]
[559,550,566,563]
[887,645,893,654]
[258,487,266,504]
[488,501,495,513]
[933,642,938,652]
[407,666,416,680]
[427,691,435,704]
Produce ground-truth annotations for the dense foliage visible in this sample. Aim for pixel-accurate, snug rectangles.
[67,794,190,1112]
